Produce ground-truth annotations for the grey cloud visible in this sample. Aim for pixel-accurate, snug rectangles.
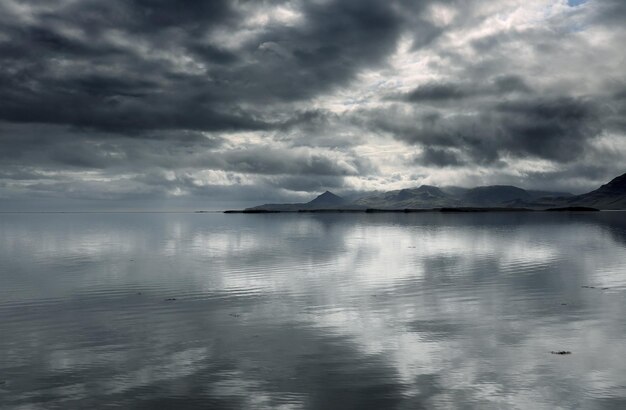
[396,75,532,103]
[265,175,346,192]
[406,83,470,101]
[368,95,602,164]
[1,139,371,180]
[411,147,466,168]
[605,84,626,133]
[0,123,224,169]
[0,0,420,134]
[213,148,375,177]
[363,107,501,165]
[236,0,406,102]
[493,75,532,93]
[593,0,626,26]
[0,0,625,207]
[495,97,600,162]
[275,110,366,149]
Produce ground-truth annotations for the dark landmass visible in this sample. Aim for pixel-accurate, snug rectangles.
[223,207,547,214]
[353,185,458,209]
[227,172,626,213]
[462,185,532,206]
[564,172,626,209]
[299,209,368,213]
[439,207,534,213]
[224,209,283,214]
[365,208,435,213]
[225,208,535,213]
[546,207,600,212]
[243,190,366,212]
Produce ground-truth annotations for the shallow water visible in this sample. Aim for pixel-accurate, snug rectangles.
[1,212,626,409]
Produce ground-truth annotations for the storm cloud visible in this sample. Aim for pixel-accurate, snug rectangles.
[0,0,625,209]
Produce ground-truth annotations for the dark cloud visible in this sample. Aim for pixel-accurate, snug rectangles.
[405,83,470,101]
[368,96,601,164]
[396,75,532,103]
[411,147,466,168]
[0,0,624,208]
[0,0,419,134]
[493,75,532,93]
[363,107,502,165]
[238,0,406,101]
[495,97,600,161]
[593,0,626,26]
[0,123,371,177]
[266,175,346,192]
[605,84,626,133]
[213,147,374,176]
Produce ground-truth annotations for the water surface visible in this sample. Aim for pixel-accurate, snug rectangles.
[1,212,626,409]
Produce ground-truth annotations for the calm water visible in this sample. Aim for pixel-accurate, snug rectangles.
[1,212,626,409]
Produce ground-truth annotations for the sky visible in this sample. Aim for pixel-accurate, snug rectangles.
[1,0,625,210]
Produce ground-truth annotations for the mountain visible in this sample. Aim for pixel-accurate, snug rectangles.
[247,191,353,211]
[461,185,531,206]
[354,184,571,208]
[306,191,346,208]
[441,186,470,197]
[566,172,626,209]
[526,190,574,200]
[241,172,626,211]
[354,185,459,208]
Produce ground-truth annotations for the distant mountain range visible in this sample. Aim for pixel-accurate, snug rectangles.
[243,172,626,211]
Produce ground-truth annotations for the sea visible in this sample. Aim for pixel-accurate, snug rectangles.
[1,211,626,409]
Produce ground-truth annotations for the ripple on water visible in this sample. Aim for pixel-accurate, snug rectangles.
[1,212,626,408]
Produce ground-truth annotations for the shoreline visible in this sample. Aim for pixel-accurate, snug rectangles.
[223,206,600,214]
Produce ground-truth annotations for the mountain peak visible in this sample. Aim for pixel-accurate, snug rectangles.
[317,191,341,200]
[306,190,345,207]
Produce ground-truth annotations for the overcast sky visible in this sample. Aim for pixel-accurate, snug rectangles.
[1,0,625,210]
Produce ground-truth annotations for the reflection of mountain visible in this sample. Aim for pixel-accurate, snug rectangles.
[244,172,626,211]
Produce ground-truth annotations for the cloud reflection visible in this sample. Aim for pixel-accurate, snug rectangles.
[1,212,626,408]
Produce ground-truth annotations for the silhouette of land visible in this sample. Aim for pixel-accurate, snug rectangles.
[224,172,626,213]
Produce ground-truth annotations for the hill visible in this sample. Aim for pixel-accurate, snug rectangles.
[566,173,626,209]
